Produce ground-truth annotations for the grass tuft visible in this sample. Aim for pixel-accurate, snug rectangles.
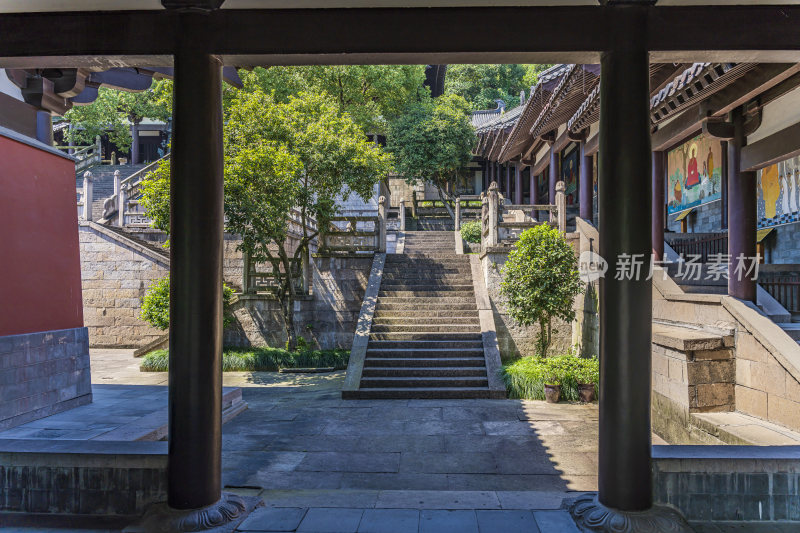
[140,347,350,372]
[503,354,598,401]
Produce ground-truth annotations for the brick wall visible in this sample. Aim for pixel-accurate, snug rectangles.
[312,254,373,349]
[666,199,723,233]
[0,327,91,431]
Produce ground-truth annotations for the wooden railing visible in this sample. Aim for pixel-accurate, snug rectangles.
[666,232,728,263]
[759,272,800,314]
[480,180,564,253]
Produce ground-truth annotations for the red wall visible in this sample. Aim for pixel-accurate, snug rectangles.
[0,134,83,336]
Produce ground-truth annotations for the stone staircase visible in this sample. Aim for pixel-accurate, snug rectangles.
[76,164,148,221]
[354,231,499,399]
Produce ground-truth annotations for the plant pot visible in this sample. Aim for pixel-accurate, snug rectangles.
[578,383,596,403]
[544,384,561,403]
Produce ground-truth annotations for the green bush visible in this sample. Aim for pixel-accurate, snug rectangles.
[140,347,350,372]
[140,276,235,331]
[500,225,582,357]
[460,220,481,244]
[503,354,598,402]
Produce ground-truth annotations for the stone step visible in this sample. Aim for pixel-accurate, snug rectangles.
[376,297,475,305]
[378,290,475,298]
[382,270,473,277]
[363,357,487,367]
[369,332,483,341]
[359,376,489,388]
[370,324,481,333]
[361,367,487,377]
[373,309,479,318]
[379,282,474,289]
[343,387,497,399]
[367,340,484,350]
[376,303,478,312]
[371,316,480,325]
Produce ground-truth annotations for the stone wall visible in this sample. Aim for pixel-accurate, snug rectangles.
[79,223,168,348]
[762,221,800,264]
[666,198,723,234]
[224,295,315,349]
[0,327,92,431]
[479,248,574,359]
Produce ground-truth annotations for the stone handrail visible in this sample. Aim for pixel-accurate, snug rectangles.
[480,180,563,252]
[62,135,102,174]
[319,196,387,254]
[102,154,170,220]
[77,171,93,221]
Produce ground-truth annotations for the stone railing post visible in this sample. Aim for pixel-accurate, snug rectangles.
[556,180,567,233]
[377,195,387,253]
[487,181,499,247]
[118,185,127,227]
[82,171,93,221]
[455,197,462,230]
[398,198,406,231]
[113,170,122,197]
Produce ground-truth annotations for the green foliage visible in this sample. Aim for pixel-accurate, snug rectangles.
[64,79,172,151]
[444,64,527,111]
[499,225,582,357]
[233,66,426,135]
[387,94,475,209]
[503,354,599,401]
[138,157,172,234]
[140,276,235,331]
[140,347,350,372]
[522,64,556,92]
[460,220,481,244]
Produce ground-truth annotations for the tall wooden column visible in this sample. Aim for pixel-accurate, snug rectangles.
[549,146,558,204]
[505,164,512,199]
[514,163,522,204]
[652,151,665,261]
[530,170,538,205]
[728,107,757,302]
[580,141,593,220]
[571,4,691,531]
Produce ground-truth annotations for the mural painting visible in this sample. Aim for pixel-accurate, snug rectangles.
[758,156,800,228]
[667,134,723,215]
[562,147,579,205]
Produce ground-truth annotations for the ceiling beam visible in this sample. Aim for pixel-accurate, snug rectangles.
[3,6,800,67]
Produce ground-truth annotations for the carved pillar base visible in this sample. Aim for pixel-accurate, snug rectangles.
[569,494,694,533]
[125,493,261,533]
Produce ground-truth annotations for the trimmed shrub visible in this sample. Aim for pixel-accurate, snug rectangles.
[460,220,481,244]
[140,276,235,331]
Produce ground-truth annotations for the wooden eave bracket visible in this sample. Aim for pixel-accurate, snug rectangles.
[567,128,588,142]
[539,130,556,144]
[701,104,762,140]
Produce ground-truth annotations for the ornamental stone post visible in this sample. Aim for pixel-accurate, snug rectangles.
[455,197,462,230]
[556,181,566,234]
[118,186,127,227]
[113,170,122,198]
[377,195,387,253]
[486,181,499,248]
[82,171,93,221]
[398,198,406,231]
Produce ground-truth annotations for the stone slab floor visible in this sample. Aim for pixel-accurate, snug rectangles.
[2,350,773,532]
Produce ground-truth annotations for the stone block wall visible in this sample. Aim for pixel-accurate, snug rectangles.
[79,224,168,348]
[0,327,91,431]
[666,199,723,233]
[480,249,573,359]
[224,295,315,349]
[312,254,373,349]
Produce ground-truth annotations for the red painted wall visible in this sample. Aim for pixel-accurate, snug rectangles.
[0,134,83,336]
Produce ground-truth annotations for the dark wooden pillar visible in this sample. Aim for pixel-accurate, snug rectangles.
[721,140,729,229]
[728,107,757,302]
[131,122,140,165]
[549,146,558,204]
[514,163,522,204]
[530,170,538,205]
[481,161,487,191]
[505,164,511,199]
[168,14,225,511]
[652,150,665,261]
[580,141,592,220]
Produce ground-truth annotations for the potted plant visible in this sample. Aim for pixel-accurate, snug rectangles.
[544,375,561,403]
[576,358,599,403]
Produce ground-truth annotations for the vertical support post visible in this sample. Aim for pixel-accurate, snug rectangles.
[82,171,93,222]
[728,106,757,302]
[580,141,593,220]
[399,198,406,231]
[131,123,140,165]
[530,170,539,217]
[168,13,225,512]
[505,164,511,198]
[378,195,387,253]
[549,145,558,204]
[481,161,487,192]
[113,170,122,198]
[652,151,665,261]
[556,181,566,234]
[455,197,462,230]
[514,163,522,205]
[118,186,127,227]
[721,140,729,229]
[487,182,499,247]
[35,111,52,146]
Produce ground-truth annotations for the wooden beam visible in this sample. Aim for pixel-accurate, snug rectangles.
[651,103,703,152]
[704,63,800,119]
[742,121,800,172]
[585,133,599,156]
[532,153,550,176]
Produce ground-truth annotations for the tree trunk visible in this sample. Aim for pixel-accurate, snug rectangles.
[436,186,456,220]
[283,294,297,352]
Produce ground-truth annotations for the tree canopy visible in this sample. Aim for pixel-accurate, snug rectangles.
[141,89,392,349]
[386,94,475,213]
[444,64,555,111]
[63,79,172,151]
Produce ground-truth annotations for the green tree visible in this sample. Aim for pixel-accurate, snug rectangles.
[141,276,235,330]
[64,79,172,151]
[386,94,475,218]
[140,90,392,350]
[444,64,527,111]
[233,65,426,135]
[522,64,555,91]
[499,225,583,358]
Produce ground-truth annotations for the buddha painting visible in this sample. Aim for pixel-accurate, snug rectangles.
[760,163,781,220]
